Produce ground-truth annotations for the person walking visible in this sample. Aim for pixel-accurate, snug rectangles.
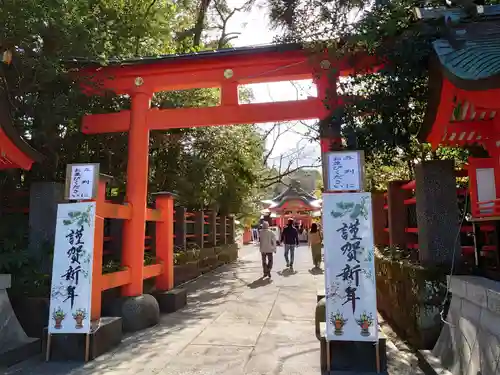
[259,221,276,278]
[280,218,299,270]
[309,223,323,269]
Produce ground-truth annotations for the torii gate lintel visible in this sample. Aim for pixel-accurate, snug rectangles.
[75,44,371,297]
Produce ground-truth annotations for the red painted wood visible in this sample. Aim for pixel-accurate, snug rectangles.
[427,79,459,148]
[77,49,379,95]
[0,128,34,170]
[404,197,416,205]
[83,99,326,133]
[401,180,415,190]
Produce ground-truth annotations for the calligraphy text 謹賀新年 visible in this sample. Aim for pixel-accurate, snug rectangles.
[336,218,362,313]
[61,225,85,308]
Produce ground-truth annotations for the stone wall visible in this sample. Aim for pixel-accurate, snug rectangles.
[375,253,447,349]
[427,276,500,375]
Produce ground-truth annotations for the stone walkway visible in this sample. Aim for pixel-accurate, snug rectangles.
[6,244,423,375]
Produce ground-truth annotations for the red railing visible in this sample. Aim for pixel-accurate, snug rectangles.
[472,199,500,218]
[380,177,498,260]
[0,189,29,214]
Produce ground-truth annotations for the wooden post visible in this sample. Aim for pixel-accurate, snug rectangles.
[45,334,51,362]
[122,92,151,297]
[326,340,331,371]
[154,192,175,291]
[387,181,411,249]
[194,211,204,249]
[174,207,187,250]
[220,215,227,245]
[108,192,125,256]
[371,192,389,247]
[228,215,235,244]
[91,176,109,321]
[84,334,91,362]
[208,210,217,247]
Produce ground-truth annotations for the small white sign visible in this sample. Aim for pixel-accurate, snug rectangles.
[66,164,99,200]
[48,202,96,334]
[322,192,378,342]
[325,151,364,192]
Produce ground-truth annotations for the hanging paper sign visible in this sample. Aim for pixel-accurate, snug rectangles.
[48,202,96,334]
[322,192,378,342]
[64,163,100,200]
[325,151,365,192]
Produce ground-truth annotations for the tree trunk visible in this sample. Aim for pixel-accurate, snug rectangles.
[193,0,212,47]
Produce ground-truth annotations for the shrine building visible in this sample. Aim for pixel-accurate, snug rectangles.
[416,4,500,375]
[261,180,321,229]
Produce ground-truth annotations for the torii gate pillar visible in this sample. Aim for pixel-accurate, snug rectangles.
[122,91,151,296]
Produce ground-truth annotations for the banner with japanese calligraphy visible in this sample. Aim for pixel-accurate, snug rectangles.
[322,192,378,342]
[48,202,96,334]
[325,151,365,192]
[64,163,99,200]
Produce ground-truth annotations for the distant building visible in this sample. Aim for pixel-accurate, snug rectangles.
[273,169,320,196]
[261,180,321,231]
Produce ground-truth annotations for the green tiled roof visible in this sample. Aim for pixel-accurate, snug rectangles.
[433,20,500,83]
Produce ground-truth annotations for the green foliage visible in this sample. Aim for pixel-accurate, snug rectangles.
[0,218,52,297]
[0,0,273,292]
[102,259,124,274]
[0,0,267,215]
[267,0,485,186]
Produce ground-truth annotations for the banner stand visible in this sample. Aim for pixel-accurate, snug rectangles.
[45,334,51,362]
[376,342,380,373]
[84,334,90,362]
[322,149,385,374]
[45,333,91,363]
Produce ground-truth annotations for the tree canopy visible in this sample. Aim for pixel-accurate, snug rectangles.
[0,0,273,215]
[267,0,485,188]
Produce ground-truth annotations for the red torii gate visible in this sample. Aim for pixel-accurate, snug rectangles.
[74,43,374,298]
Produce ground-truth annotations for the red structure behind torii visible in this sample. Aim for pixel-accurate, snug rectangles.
[0,89,42,170]
[74,43,374,298]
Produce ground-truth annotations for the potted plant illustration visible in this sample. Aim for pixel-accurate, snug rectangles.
[72,308,87,329]
[355,312,374,337]
[330,311,348,336]
[52,307,66,329]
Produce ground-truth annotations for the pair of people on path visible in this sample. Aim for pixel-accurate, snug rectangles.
[259,220,297,278]
[259,219,321,277]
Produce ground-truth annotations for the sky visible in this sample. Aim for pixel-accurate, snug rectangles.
[221,0,321,170]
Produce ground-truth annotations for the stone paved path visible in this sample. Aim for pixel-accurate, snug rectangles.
[5,244,423,375]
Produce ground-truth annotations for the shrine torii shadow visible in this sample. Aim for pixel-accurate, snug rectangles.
[73,42,374,302]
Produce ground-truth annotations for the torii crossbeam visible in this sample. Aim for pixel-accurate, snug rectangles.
[73,43,375,297]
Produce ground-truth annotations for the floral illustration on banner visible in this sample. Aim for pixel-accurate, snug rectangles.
[326,281,344,303]
[362,268,375,284]
[330,197,368,221]
[62,206,94,228]
[73,308,87,329]
[356,311,374,337]
[363,247,374,262]
[330,311,348,336]
[52,307,66,329]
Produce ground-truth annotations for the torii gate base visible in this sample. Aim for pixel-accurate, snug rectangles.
[75,44,387,369]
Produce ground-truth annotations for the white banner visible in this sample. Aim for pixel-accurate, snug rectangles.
[65,163,99,200]
[325,151,364,192]
[48,202,96,334]
[322,192,378,342]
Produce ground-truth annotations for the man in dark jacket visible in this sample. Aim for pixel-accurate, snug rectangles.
[280,218,299,270]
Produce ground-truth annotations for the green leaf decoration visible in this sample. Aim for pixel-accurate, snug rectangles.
[350,204,362,219]
[331,210,344,218]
